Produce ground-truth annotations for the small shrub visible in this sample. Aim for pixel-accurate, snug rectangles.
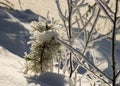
[24,18,61,74]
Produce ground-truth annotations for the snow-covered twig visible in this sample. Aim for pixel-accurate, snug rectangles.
[55,0,68,21]
[55,37,111,86]
[69,6,101,74]
[55,37,112,82]
[95,0,114,22]
[72,0,88,15]
[76,9,84,28]
[67,0,74,78]
[97,0,114,14]
[70,4,96,40]
[83,6,100,54]
[89,30,112,43]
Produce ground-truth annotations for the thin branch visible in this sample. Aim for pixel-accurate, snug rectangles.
[74,58,111,86]
[76,9,84,27]
[55,0,68,21]
[56,0,70,40]
[115,71,120,79]
[25,57,40,62]
[55,37,112,81]
[69,6,101,76]
[18,0,22,10]
[95,0,114,23]
[98,0,114,14]
[71,4,96,40]
[40,42,46,72]
[67,0,73,39]
[89,30,112,43]
[72,1,88,15]
[67,0,73,78]
[65,46,111,86]
[112,0,119,86]
[0,2,14,9]
[5,0,14,7]
[83,7,100,53]
[70,7,101,73]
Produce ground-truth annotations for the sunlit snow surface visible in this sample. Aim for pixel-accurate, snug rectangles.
[0,0,120,85]
[0,7,93,86]
[0,46,27,86]
[0,46,90,86]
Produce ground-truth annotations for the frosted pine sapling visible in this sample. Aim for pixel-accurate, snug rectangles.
[24,18,61,73]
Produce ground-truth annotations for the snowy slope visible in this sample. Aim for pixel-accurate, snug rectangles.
[0,7,31,57]
[0,0,120,85]
[0,46,27,86]
[0,46,71,86]
[0,7,94,86]
[0,7,70,86]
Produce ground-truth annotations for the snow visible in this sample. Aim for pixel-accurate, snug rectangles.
[0,0,120,86]
[0,46,71,86]
[0,7,74,86]
[30,30,59,44]
[28,72,68,86]
[0,46,27,86]
[0,8,30,57]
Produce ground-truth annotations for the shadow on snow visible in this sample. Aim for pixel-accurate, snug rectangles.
[0,7,41,57]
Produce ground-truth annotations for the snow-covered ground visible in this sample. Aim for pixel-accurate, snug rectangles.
[0,45,69,86]
[0,6,93,86]
[0,46,93,86]
[0,46,27,86]
[0,0,120,86]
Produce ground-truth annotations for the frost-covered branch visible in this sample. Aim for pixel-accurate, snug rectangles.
[55,37,112,81]
[72,0,88,15]
[97,0,114,14]
[83,6,100,53]
[89,30,112,43]
[56,0,68,21]
[71,4,96,40]
[55,0,120,85]
[67,0,74,78]
[95,0,114,22]
[55,37,112,86]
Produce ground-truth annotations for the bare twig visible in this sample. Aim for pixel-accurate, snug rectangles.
[56,0,68,21]
[115,71,120,80]
[18,0,22,10]
[112,0,119,86]
[67,0,73,78]
[95,0,114,22]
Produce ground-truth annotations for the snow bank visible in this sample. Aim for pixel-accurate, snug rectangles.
[0,46,27,86]
[0,46,72,86]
